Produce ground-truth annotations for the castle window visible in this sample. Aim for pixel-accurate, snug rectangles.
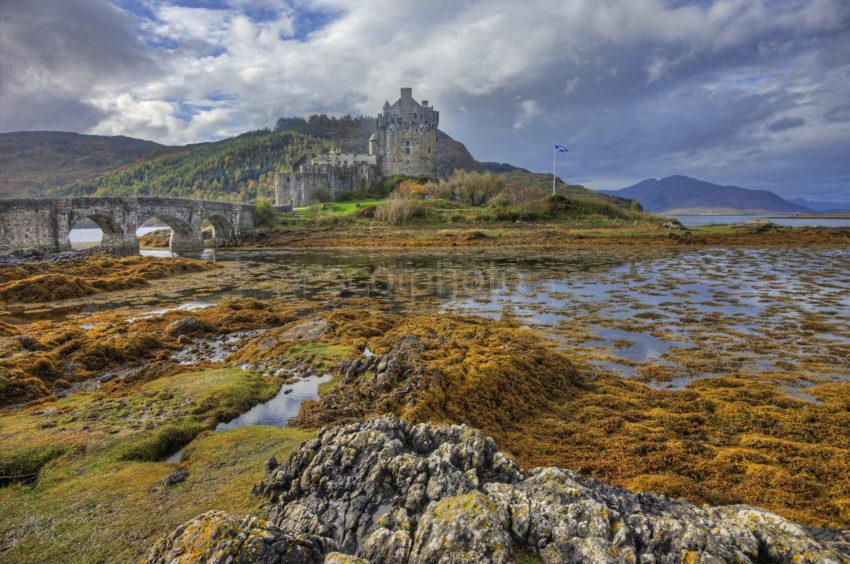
[405,148,410,155]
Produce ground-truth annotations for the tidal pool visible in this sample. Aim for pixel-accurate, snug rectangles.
[216,373,332,430]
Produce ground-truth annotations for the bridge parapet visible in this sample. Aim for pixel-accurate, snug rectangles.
[0,197,257,253]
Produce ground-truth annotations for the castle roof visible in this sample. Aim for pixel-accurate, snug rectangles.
[368,132,378,141]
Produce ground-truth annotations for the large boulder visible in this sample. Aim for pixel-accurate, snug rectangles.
[152,416,850,563]
[145,511,335,563]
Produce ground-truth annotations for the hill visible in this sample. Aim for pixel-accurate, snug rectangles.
[602,175,813,215]
[54,130,335,201]
[0,131,169,198]
[9,117,623,207]
[497,169,632,206]
[789,197,850,213]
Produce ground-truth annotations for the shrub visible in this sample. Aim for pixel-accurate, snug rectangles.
[254,197,277,227]
[501,184,546,204]
[395,180,433,199]
[488,193,512,209]
[374,193,424,225]
[435,170,505,206]
[484,195,630,223]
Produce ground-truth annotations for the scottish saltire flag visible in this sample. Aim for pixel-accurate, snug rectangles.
[554,144,568,153]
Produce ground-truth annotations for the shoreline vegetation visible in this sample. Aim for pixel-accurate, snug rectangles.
[1,173,849,561]
[1,297,848,561]
[242,172,850,250]
[61,172,850,253]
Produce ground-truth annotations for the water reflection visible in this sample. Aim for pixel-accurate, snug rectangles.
[216,374,331,430]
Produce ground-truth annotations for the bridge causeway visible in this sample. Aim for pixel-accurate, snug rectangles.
[0,197,256,253]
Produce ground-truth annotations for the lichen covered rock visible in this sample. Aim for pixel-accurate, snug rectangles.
[144,510,335,563]
[155,416,850,563]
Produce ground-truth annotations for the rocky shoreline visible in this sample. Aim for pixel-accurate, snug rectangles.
[147,415,849,563]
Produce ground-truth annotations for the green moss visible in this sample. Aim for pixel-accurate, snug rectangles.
[114,422,204,461]
[0,426,315,563]
[0,366,313,563]
[0,446,68,486]
[285,342,356,370]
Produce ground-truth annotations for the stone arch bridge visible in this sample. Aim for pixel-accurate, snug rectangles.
[0,197,256,253]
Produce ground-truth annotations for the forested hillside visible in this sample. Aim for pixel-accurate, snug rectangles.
[55,130,334,202]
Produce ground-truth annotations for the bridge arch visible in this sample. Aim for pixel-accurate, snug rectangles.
[139,212,203,253]
[67,213,126,250]
[202,214,235,238]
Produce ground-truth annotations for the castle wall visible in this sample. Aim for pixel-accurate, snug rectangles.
[276,162,380,208]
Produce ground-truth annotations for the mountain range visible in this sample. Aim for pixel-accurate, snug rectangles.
[789,197,850,213]
[602,175,814,215]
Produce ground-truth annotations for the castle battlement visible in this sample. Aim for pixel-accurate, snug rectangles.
[376,87,439,179]
[275,88,439,208]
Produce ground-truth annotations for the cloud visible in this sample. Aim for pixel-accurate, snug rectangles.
[513,99,542,130]
[0,0,158,132]
[1,0,849,198]
[767,116,806,132]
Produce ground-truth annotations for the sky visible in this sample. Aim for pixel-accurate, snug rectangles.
[1,0,849,200]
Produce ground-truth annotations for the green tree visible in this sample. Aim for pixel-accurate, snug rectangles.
[254,197,278,227]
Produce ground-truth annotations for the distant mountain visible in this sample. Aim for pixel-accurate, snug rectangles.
[601,175,814,215]
[0,131,171,198]
[789,197,850,213]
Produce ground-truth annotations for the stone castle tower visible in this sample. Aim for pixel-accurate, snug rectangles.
[376,87,439,178]
[275,88,439,208]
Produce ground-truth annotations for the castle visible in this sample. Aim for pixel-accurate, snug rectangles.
[275,88,439,208]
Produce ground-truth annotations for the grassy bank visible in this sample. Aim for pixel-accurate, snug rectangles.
[245,221,850,249]
[0,367,314,562]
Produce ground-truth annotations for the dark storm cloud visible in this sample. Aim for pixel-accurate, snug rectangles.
[824,102,850,123]
[768,117,806,132]
[0,0,157,132]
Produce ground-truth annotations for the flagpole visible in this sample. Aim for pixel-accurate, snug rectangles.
[552,145,556,197]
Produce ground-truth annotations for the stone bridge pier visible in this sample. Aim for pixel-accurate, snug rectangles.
[0,197,257,254]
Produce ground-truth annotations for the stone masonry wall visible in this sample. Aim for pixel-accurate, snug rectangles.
[381,124,438,178]
[0,197,256,253]
[276,162,380,207]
